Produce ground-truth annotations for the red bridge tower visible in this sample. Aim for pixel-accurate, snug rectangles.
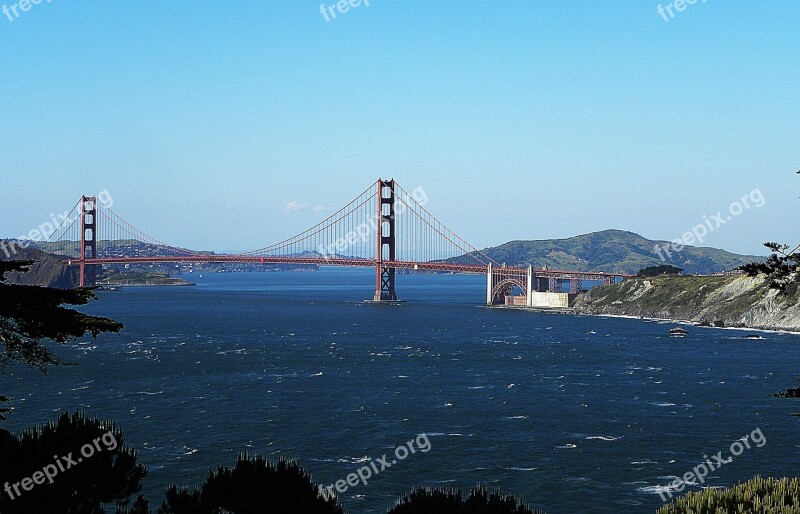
[374,179,398,301]
[78,195,97,287]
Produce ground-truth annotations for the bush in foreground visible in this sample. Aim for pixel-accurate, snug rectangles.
[158,454,344,514]
[657,476,800,514]
[388,485,545,514]
[0,411,146,514]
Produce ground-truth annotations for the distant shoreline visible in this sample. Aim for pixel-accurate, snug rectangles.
[98,282,196,287]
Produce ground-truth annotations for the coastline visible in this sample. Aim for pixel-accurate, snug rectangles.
[571,275,800,335]
[493,305,800,335]
[586,312,800,335]
[98,281,196,287]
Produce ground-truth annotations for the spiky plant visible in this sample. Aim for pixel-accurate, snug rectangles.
[388,485,546,514]
[657,476,800,514]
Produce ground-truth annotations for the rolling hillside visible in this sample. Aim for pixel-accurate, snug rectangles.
[0,243,78,288]
[477,230,763,275]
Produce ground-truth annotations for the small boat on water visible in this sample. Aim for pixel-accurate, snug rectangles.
[669,327,689,336]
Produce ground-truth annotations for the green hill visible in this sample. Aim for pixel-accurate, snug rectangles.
[478,229,763,275]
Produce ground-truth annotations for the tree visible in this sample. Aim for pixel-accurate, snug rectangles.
[0,260,122,419]
[740,171,800,292]
[739,172,800,411]
[0,411,147,514]
[637,265,683,278]
[741,242,800,293]
[158,454,344,514]
[388,486,546,514]
[116,496,151,514]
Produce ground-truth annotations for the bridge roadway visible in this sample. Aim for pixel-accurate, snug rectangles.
[73,255,629,281]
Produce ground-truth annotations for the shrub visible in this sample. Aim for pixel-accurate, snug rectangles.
[637,265,683,278]
[158,454,344,514]
[0,411,146,514]
[388,485,545,514]
[657,476,800,514]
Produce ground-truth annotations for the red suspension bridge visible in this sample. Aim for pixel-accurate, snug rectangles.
[43,179,630,305]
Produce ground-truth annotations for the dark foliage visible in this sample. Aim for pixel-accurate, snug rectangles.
[115,495,151,514]
[0,261,122,420]
[388,486,546,514]
[0,260,123,372]
[0,394,8,421]
[637,265,683,277]
[158,454,344,514]
[739,173,800,292]
[0,411,147,514]
[771,375,800,399]
[740,242,800,293]
[743,172,800,409]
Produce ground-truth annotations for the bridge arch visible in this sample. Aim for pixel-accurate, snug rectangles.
[491,278,526,305]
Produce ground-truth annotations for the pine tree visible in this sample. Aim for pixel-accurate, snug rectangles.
[0,260,122,419]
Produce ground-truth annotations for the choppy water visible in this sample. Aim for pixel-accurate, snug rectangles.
[3,269,800,513]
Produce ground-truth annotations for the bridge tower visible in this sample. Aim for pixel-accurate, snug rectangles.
[79,195,97,287]
[374,179,398,301]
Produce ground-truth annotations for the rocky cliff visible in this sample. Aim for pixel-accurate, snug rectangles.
[0,242,79,288]
[573,274,800,332]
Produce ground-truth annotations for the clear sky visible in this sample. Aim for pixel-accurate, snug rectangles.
[1,1,797,255]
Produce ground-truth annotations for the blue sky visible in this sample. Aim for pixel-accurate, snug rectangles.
[0,1,797,255]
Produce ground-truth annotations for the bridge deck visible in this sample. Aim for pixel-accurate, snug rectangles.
[75,256,632,280]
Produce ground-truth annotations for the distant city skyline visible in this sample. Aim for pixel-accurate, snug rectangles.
[1,1,798,256]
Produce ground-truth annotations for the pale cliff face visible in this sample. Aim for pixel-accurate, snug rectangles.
[573,275,800,332]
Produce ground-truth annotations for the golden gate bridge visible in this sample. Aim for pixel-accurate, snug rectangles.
[43,179,630,305]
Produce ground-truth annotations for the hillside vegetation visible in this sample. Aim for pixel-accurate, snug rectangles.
[479,229,762,275]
